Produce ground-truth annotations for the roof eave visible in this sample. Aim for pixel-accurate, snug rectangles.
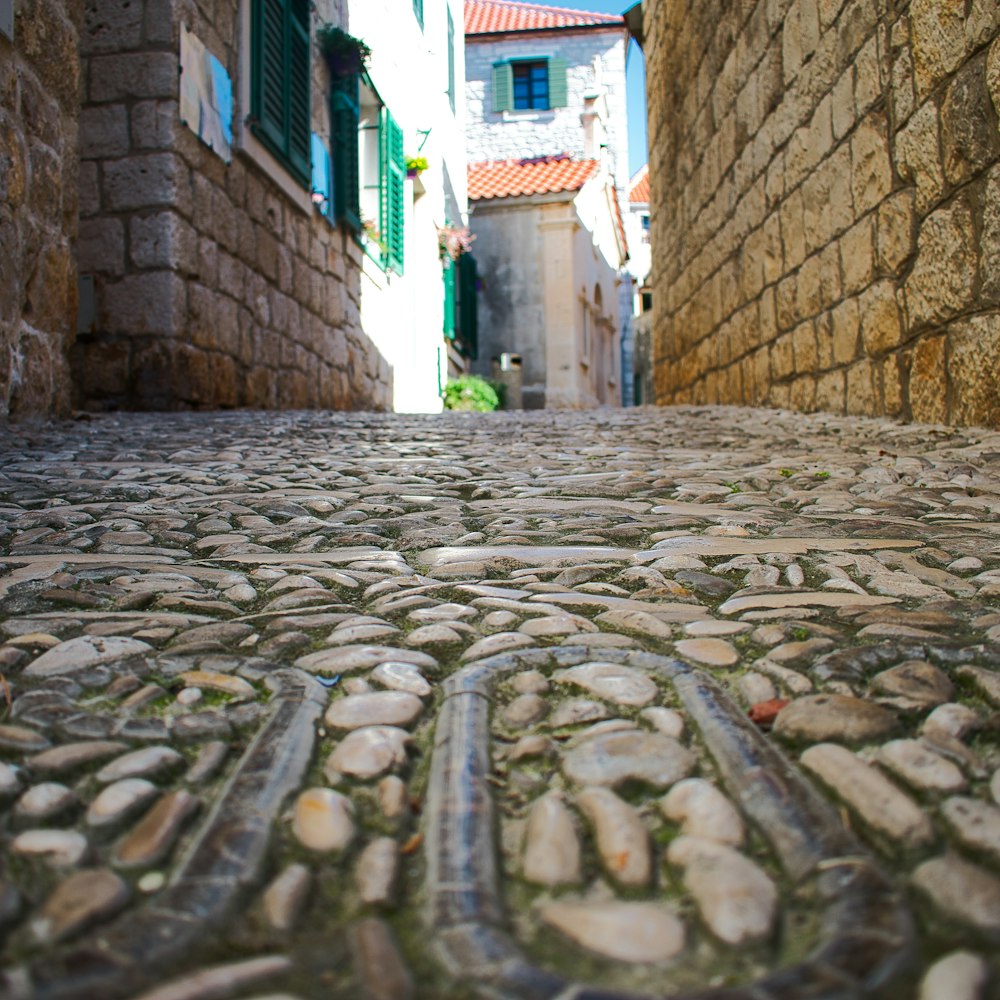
[466,22,626,40]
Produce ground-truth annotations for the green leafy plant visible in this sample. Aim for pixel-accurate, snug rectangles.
[814,470,831,479]
[317,24,371,77]
[443,375,500,412]
[779,468,796,477]
[406,155,429,174]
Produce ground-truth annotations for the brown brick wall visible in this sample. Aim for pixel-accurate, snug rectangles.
[0,0,81,418]
[644,0,1000,426]
[71,0,391,412]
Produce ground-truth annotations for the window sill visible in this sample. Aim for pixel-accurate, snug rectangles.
[501,109,555,122]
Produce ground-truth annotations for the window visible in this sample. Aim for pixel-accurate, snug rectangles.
[333,73,404,273]
[641,214,650,243]
[413,0,423,29]
[447,8,456,113]
[492,57,568,113]
[251,0,311,186]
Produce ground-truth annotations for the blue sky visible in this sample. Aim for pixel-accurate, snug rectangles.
[566,0,647,177]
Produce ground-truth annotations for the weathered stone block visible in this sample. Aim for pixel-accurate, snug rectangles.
[831,296,860,364]
[0,122,27,208]
[908,335,948,423]
[904,196,978,330]
[780,187,807,271]
[850,112,892,215]
[876,190,916,275]
[790,374,816,410]
[853,33,883,118]
[968,0,1000,49]
[89,52,178,103]
[815,368,845,411]
[989,38,1000,122]
[82,0,144,54]
[100,270,186,337]
[78,217,125,274]
[910,0,966,101]
[894,101,945,213]
[130,211,198,271]
[104,153,191,213]
[771,331,796,380]
[940,55,999,186]
[984,165,1000,302]
[832,66,856,140]
[840,216,875,295]
[792,318,818,370]
[15,0,81,110]
[131,100,180,150]
[79,103,129,159]
[846,357,876,415]
[948,313,1000,427]
[860,279,902,355]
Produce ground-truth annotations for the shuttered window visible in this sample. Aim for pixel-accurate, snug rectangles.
[458,253,478,359]
[443,257,456,340]
[492,57,568,112]
[380,108,405,274]
[413,0,423,29]
[331,73,361,231]
[251,0,311,186]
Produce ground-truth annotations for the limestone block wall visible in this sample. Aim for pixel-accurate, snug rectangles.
[644,0,1000,427]
[73,0,391,411]
[0,0,80,419]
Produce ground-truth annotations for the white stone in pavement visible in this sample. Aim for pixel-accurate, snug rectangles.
[96,746,185,783]
[292,788,355,853]
[11,829,89,867]
[774,695,899,744]
[325,692,424,731]
[576,786,651,887]
[666,836,777,945]
[674,638,739,668]
[800,743,935,848]
[918,951,990,1000]
[522,791,580,886]
[548,698,609,728]
[876,740,967,793]
[24,635,153,677]
[594,609,674,639]
[661,779,744,846]
[0,762,20,798]
[871,660,954,710]
[512,670,549,694]
[553,662,658,707]
[325,727,412,781]
[460,632,536,661]
[912,855,1000,934]
[30,868,129,944]
[941,797,1000,862]
[639,707,685,739]
[684,619,749,637]
[922,703,983,740]
[563,729,694,789]
[719,592,897,615]
[377,776,409,821]
[370,662,432,697]
[538,900,685,963]
[15,782,76,820]
[87,779,159,828]
[262,863,311,931]
[356,837,399,905]
[295,645,438,674]
[956,666,1000,707]
[992,767,1000,806]
[503,693,548,728]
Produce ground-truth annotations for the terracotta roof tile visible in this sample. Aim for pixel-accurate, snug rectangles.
[465,0,624,35]
[628,164,649,203]
[468,155,599,200]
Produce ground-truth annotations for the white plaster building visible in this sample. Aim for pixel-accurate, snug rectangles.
[341,0,470,412]
[626,163,653,404]
[464,0,631,409]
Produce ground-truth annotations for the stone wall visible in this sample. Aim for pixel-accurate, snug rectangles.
[644,0,1000,427]
[0,0,80,419]
[73,0,391,411]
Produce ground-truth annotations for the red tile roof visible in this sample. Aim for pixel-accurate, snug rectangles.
[628,164,649,203]
[468,154,599,200]
[465,0,624,35]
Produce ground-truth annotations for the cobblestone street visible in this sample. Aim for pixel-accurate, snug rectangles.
[0,406,999,1000]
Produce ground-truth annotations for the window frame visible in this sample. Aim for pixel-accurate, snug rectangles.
[492,57,568,114]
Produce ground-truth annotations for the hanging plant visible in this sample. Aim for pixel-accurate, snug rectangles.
[437,224,475,261]
[406,155,429,177]
[317,24,371,78]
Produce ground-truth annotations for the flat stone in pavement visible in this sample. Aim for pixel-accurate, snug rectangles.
[0,405,998,998]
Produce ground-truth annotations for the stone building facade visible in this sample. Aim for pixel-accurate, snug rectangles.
[642,0,1000,427]
[0,0,81,418]
[72,0,390,412]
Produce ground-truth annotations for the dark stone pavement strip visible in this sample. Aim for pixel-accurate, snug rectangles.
[0,407,999,998]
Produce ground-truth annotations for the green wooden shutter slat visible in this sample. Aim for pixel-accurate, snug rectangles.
[380,108,405,273]
[413,0,423,29]
[331,74,361,230]
[459,253,478,359]
[253,0,287,154]
[447,8,456,112]
[548,56,568,107]
[492,62,512,113]
[287,6,311,184]
[443,257,456,340]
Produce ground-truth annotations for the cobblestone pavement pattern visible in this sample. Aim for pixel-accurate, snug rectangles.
[0,407,999,1000]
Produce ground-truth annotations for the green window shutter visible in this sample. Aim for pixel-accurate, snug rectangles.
[492,61,512,113]
[447,8,456,113]
[459,253,478,359]
[331,74,361,231]
[548,56,568,107]
[413,0,423,28]
[251,0,311,186]
[380,108,405,274]
[443,257,456,340]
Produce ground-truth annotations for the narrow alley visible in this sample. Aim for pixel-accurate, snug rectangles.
[0,405,998,999]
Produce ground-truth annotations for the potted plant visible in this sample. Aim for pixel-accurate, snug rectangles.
[406,155,428,179]
[317,24,371,78]
[437,223,475,261]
